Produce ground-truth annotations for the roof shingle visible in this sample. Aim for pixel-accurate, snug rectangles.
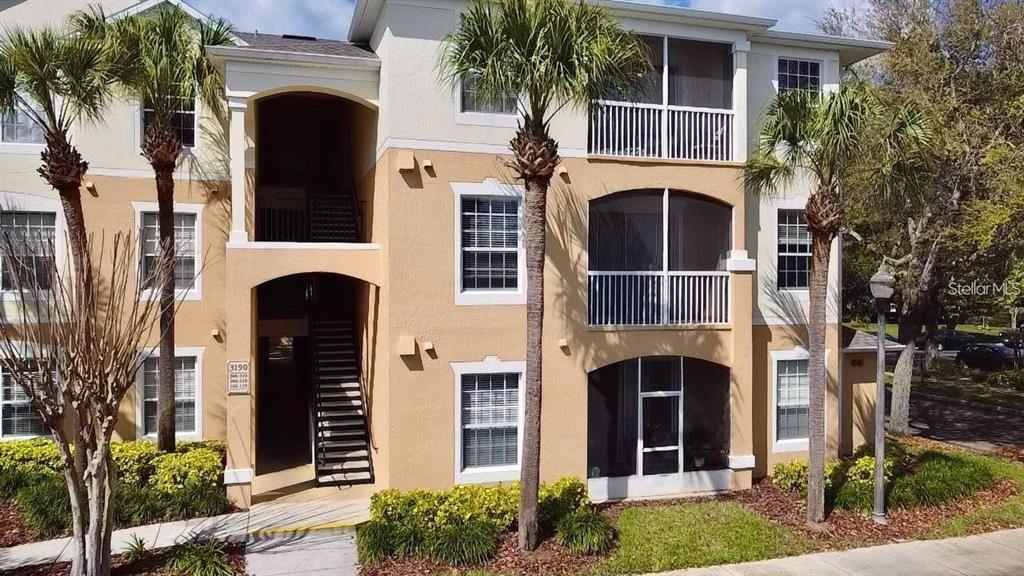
[234,31,377,60]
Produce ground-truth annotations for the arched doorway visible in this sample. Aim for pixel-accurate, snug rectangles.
[587,356,730,499]
[254,273,372,485]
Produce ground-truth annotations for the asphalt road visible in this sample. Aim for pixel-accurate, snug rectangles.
[908,390,1024,450]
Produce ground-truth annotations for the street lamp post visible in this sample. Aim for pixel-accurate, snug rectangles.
[869,263,896,525]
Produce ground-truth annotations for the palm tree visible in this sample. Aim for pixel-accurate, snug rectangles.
[745,84,931,523]
[74,5,233,452]
[440,0,650,550]
[0,24,122,285]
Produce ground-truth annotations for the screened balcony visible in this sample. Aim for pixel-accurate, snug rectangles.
[588,37,735,162]
[588,189,731,327]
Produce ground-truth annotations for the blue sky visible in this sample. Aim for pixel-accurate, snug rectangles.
[188,0,850,41]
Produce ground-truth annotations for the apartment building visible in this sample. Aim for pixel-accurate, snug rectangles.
[0,0,891,508]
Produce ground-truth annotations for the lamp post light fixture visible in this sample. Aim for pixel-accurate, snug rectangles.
[869,263,896,525]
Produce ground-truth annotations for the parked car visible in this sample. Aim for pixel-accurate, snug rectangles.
[956,344,1019,371]
[1000,331,1023,348]
[915,330,977,351]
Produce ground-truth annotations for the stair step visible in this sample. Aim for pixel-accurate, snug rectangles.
[320,449,369,459]
[321,439,368,449]
[318,460,371,472]
[317,471,372,484]
[318,383,361,392]
[320,399,363,408]
[317,374,360,382]
[318,390,362,399]
[319,427,366,437]
[318,408,364,417]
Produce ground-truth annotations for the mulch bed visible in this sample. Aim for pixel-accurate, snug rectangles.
[0,544,247,576]
[360,533,604,576]
[0,500,34,548]
[735,475,1019,551]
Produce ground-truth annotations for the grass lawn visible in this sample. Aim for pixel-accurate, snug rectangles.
[846,321,899,340]
[914,378,1024,411]
[844,322,1008,343]
[930,450,1024,538]
[593,501,810,574]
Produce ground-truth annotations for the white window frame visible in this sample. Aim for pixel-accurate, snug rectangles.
[452,356,526,484]
[135,96,201,154]
[454,75,519,128]
[776,207,810,292]
[0,95,45,154]
[770,347,830,453]
[774,56,824,95]
[134,346,204,441]
[0,193,66,312]
[452,179,526,306]
[132,201,203,301]
[0,341,51,441]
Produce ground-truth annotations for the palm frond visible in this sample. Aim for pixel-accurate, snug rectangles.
[440,0,651,124]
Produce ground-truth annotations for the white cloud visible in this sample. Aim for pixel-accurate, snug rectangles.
[189,0,355,40]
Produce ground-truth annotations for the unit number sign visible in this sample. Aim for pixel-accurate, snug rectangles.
[227,361,250,395]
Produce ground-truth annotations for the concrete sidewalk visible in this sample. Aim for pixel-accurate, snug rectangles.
[654,529,1024,576]
[0,498,369,571]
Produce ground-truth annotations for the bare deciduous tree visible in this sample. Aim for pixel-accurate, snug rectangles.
[0,233,172,576]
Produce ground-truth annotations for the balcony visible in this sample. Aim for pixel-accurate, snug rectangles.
[588,36,736,162]
[588,189,732,328]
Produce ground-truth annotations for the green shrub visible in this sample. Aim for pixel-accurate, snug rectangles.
[0,467,33,500]
[121,534,149,563]
[888,452,994,508]
[150,448,222,495]
[0,438,62,478]
[370,488,443,524]
[111,440,161,487]
[15,477,71,537]
[539,477,589,532]
[435,483,518,530]
[555,508,614,555]
[831,479,874,511]
[356,520,395,565]
[178,440,228,461]
[162,483,231,520]
[771,459,841,495]
[991,369,1024,392]
[427,519,499,565]
[115,483,165,527]
[167,538,233,576]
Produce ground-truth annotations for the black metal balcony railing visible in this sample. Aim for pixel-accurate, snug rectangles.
[255,195,358,243]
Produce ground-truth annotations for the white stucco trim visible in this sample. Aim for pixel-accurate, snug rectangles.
[0,192,67,323]
[377,137,588,161]
[728,454,756,470]
[225,241,380,251]
[223,468,253,485]
[451,356,526,485]
[132,201,204,302]
[725,249,756,272]
[452,179,526,306]
[134,346,205,441]
[770,347,831,454]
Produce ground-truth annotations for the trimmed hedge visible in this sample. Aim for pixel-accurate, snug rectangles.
[1,438,229,537]
[361,477,593,565]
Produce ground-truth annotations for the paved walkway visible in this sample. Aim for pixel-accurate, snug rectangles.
[653,529,1024,576]
[0,498,369,571]
[245,528,358,576]
[909,390,1024,450]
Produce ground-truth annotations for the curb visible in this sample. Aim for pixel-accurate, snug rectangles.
[910,388,1024,416]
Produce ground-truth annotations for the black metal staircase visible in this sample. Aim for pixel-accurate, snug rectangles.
[312,318,373,485]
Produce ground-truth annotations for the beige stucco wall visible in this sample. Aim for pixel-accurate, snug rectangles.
[380,148,755,491]
[841,351,878,456]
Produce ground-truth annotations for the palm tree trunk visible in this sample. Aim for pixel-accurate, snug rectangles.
[155,169,176,453]
[890,313,922,436]
[806,232,831,524]
[518,173,547,552]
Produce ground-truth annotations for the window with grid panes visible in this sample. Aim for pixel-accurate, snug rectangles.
[142,356,196,435]
[776,359,809,441]
[140,212,196,291]
[778,58,820,93]
[777,209,810,289]
[1,365,47,438]
[460,73,517,114]
[460,196,520,291]
[142,96,197,148]
[1,108,44,144]
[461,372,520,469]
[0,211,56,291]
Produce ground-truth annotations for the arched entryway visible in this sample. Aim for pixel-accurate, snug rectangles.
[587,356,730,499]
[254,272,372,486]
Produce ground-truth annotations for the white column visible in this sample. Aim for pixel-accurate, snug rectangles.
[228,95,249,243]
[731,40,750,162]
